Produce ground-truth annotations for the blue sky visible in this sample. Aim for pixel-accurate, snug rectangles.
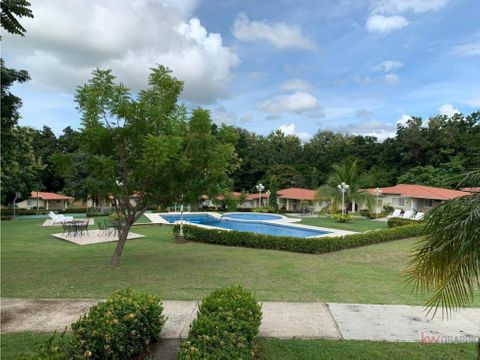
[3,0,480,140]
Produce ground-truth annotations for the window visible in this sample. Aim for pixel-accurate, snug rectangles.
[376,199,383,207]
[424,199,433,207]
[392,197,405,206]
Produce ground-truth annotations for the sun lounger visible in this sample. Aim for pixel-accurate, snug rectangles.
[414,212,424,220]
[402,210,413,219]
[388,209,402,218]
[48,211,74,224]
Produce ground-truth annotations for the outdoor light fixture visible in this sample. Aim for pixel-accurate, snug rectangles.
[178,194,185,242]
[337,182,350,215]
[375,187,382,217]
[256,183,265,208]
[13,192,22,220]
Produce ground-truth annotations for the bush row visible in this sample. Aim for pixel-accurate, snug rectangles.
[178,285,262,360]
[173,223,425,254]
[387,217,421,228]
[22,289,165,360]
[1,207,88,216]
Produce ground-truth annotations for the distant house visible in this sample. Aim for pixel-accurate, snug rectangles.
[365,184,471,213]
[276,188,328,212]
[199,192,270,209]
[17,191,73,210]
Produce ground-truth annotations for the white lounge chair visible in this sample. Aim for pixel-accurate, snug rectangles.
[414,212,424,220]
[388,209,402,218]
[402,210,413,219]
[48,211,74,224]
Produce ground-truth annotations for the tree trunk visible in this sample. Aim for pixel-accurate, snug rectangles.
[111,220,132,267]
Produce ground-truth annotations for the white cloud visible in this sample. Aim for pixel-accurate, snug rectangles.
[211,106,252,125]
[384,73,400,84]
[452,41,480,57]
[278,123,312,142]
[463,97,480,107]
[366,0,449,33]
[366,15,408,33]
[257,92,321,117]
[373,60,404,72]
[372,0,449,15]
[233,13,316,50]
[330,120,397,142]
[281,79,313,92]
[438,104,460,117]
[396,114,412,126]
[4,0,239,103]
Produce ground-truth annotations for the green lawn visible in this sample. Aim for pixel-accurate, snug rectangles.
[294,215,388,232]
[2,333,476,360]
[4,218,479,305]
[258,339,477,360]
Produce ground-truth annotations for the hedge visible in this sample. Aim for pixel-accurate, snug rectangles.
[21,289,165,360]
[178,285,262,360]
[173,223,425,254]
[387,217,421,228]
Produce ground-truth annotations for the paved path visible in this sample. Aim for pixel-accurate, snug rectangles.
[2,299,479,343]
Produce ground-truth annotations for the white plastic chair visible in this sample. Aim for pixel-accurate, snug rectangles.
[402,210,413,219]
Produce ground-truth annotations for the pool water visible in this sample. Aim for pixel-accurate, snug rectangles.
[160,213,329,238]
[221,213,282,221]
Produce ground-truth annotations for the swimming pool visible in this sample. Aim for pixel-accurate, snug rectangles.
[159,213,331,238]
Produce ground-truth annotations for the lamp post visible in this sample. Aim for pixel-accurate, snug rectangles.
[13,192,22,220]
[178,194,185,242]
[256,183,265,208]
[375,187,382,217]
[337,182,349,215]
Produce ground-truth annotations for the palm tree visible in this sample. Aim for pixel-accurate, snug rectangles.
[317,158,375,213]
[407,170,480,358]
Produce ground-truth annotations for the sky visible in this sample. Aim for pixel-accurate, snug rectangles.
[3,0,480,141]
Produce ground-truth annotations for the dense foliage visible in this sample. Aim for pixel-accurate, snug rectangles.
[173,223,425,254]
[387,217,420,228]
[21,289,165,360]
[178,285,262,360]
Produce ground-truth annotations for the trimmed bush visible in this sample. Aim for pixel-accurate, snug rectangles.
[22,289,165,360]
[332,214,353,223]
[178,285,262,360]
[387,217,420,228]
[173,223,425,255]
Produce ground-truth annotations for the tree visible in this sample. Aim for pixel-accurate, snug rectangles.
[1,0,33,36]
[407,170,480,357]
[263,164,304,190]
[317,158,375,213]
[0,60,40,204]
[75,66,236,267]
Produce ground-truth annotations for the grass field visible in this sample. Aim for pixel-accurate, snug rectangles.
[1,333,476,360]
[258,338,477,359]
[295,215,388,232]
[4,218,479,305]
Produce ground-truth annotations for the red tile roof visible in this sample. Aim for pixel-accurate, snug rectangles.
[462,187,480,193]
[245,193,270,200]
[277,188,317,201]
[30,191,72,201]
[366,184,470,200]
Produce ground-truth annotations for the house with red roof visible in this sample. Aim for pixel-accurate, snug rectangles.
[17,191,73,210]
[276,188,328,212]
[365,184,470,213]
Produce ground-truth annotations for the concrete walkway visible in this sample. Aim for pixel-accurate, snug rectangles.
[2,299,479,343]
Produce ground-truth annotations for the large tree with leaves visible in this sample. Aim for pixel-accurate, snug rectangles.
[75,66,236,266]
[1,0,33,36]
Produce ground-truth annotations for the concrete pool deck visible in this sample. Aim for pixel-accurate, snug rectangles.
[2,298,478,343]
